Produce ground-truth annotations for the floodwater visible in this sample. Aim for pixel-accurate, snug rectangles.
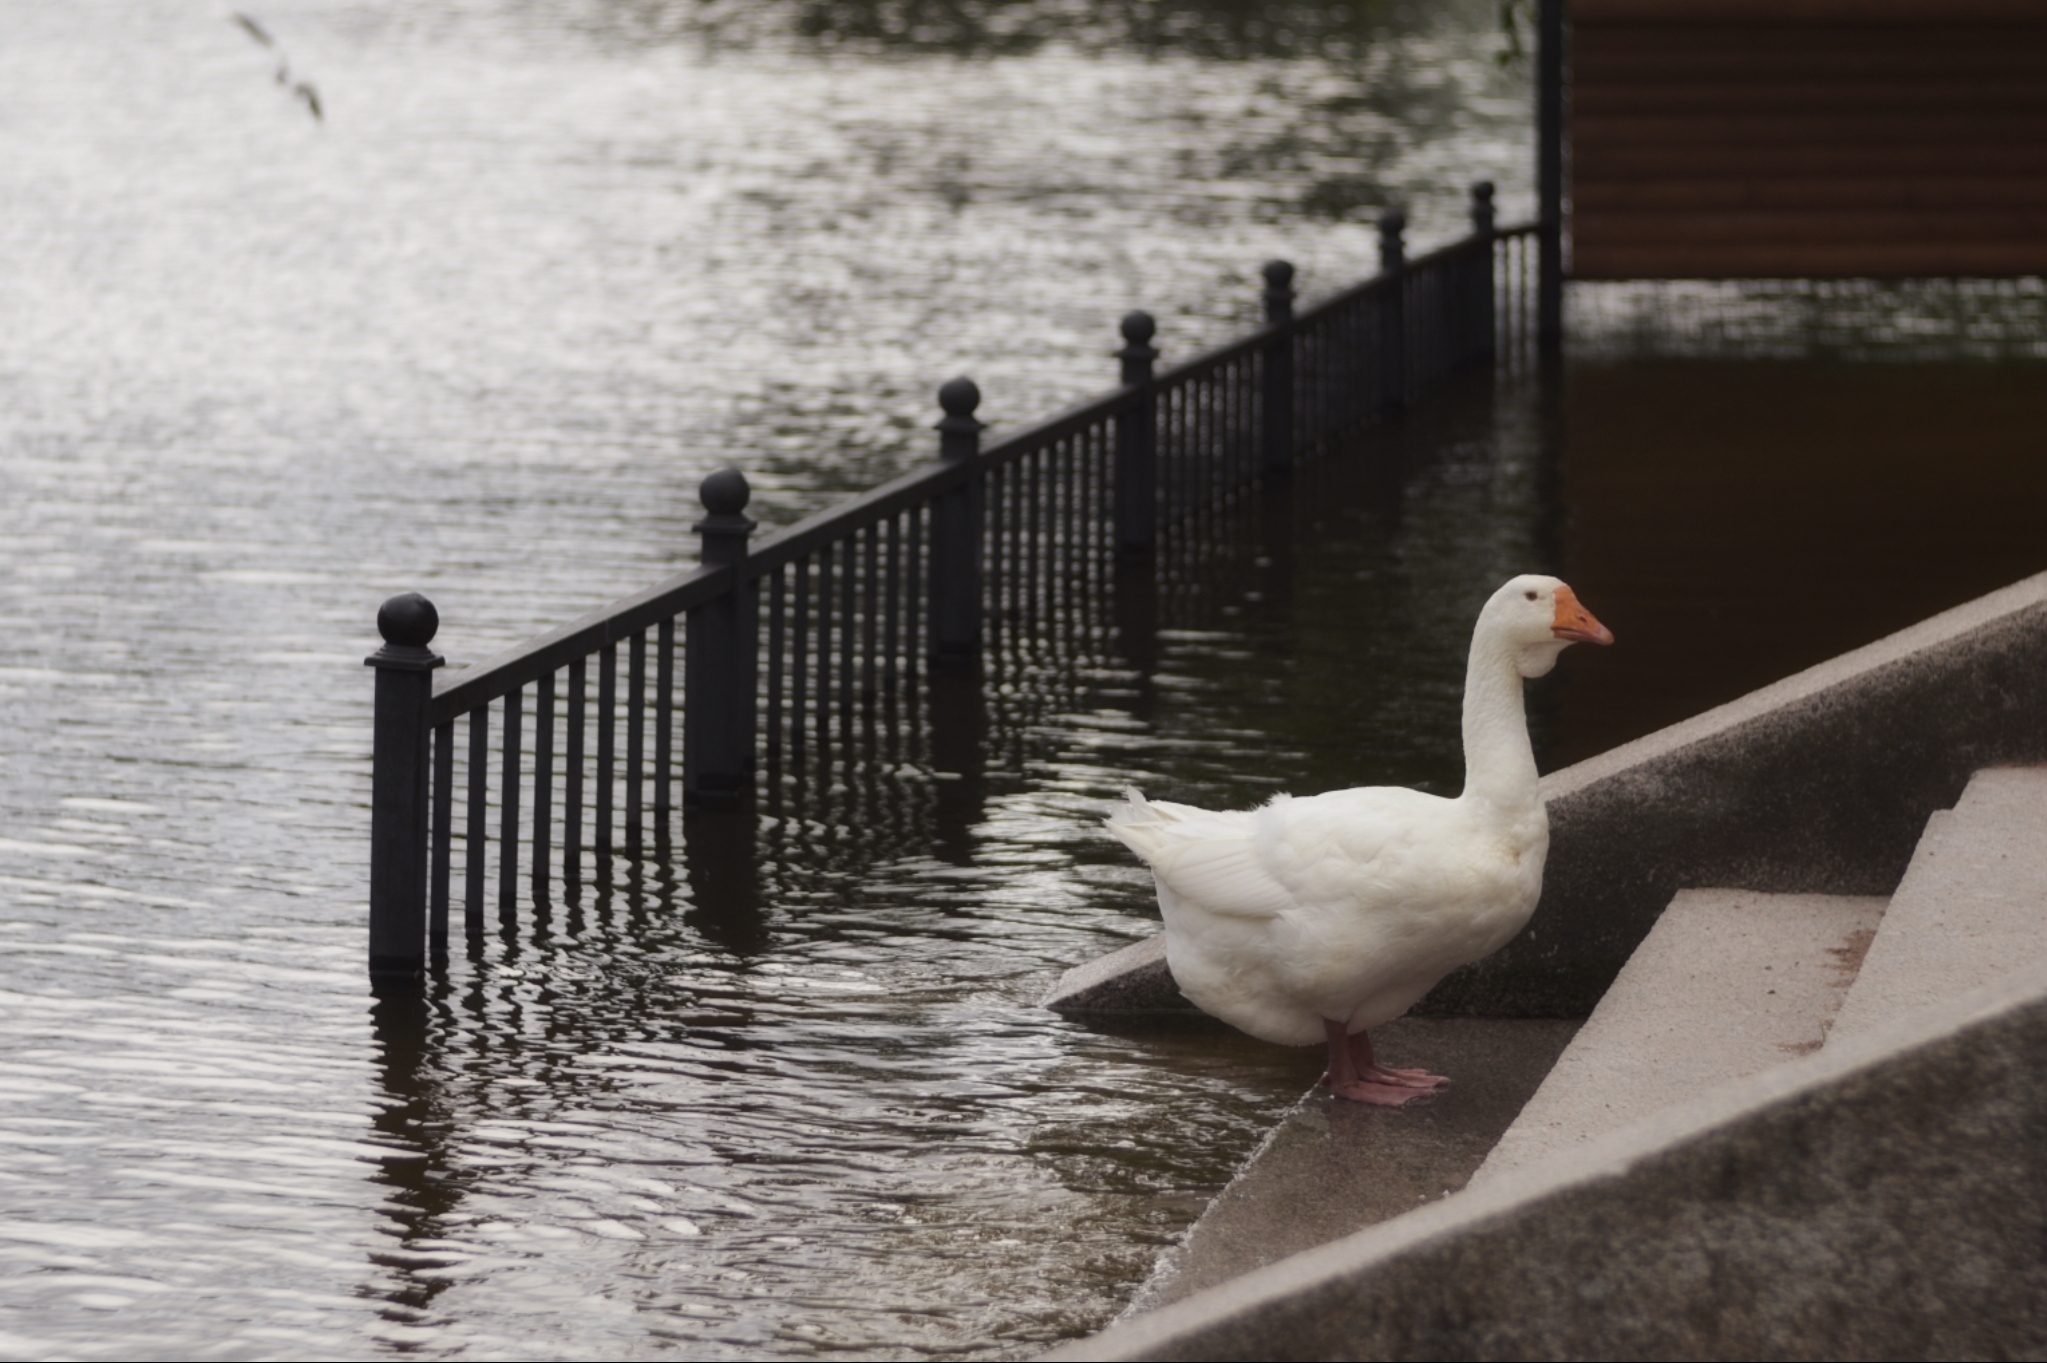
[4,1,2047,1359]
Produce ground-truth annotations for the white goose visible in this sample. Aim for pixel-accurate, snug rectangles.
[1106,575,1613,1106]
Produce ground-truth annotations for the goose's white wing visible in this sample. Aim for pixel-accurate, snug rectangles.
[1104,785,1511,1046]
[1104,789,1293,919]
[1106,786,1457,919]
[1253,784,1464,911]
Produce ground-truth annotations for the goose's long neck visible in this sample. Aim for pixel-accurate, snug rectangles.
[1457,636,1539,817]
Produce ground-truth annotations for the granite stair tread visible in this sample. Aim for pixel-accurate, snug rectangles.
[1472,888,1886,1187]
[1827,765,2047,1046]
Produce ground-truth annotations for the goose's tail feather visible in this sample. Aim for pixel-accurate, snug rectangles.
[1104,787,1162,858]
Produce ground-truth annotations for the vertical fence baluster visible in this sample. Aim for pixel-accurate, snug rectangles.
[986,464,1007,661]
[431,719,453,963]
[905,505,925,695]
[1026,449,1044,636]
[1015,446,1031,638]
[1240,352,1256,485]
[793,556,811,761]
[1014,456,1031,646]
[627,630,645,857]
[840,528,858,729]
[861,523,879,715]
[767,569,786,765]
[566,657,585,888]
[597,644,615,879]
[656,619,675,827]
[498,687,521,926]
[1055,441,1073,626]
[883,516,902,697]
[816,542,835,750]
[533,672,553,901]
[465,703,488,941]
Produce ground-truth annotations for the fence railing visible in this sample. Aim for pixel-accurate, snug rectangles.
[365,184,1540,979]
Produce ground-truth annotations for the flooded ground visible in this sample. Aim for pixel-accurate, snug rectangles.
[4,1,2046,1358]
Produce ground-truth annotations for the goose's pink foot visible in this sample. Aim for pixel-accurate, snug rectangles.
[1327,1077,1438,1106]
[1320,1020,1449,1105]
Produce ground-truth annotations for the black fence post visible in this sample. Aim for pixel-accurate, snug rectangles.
[929,376,984,672]
[684,468,757,809]
[1260,261,1295,480]
[1113,311,1158,561]
[1471,180,1498,367]
[1537,0,1565,352]
[366,593,443,982]
[1379,209,1408,415]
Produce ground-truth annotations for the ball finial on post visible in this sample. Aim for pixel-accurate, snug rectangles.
[694,468,756,567]
[1378,209,1407,275]
[369,592,443,669]
[699,466,752,516]
[1118,311,1158,387]
[936,377,984,463]
[1469,181,1496,238]
[1262,260,1295,325]
[938,375,981,419]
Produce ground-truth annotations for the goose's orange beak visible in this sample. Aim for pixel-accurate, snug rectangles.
[1552,584,1614,645]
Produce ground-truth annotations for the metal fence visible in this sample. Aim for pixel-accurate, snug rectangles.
[365,185,1541,979]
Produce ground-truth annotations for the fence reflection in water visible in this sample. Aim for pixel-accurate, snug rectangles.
[364,187,1541,980]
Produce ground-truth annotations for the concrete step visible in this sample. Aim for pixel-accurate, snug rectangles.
[1125,1017,1581,1316]
[1472,889,1886,1187]
[1828,765,2047,1047]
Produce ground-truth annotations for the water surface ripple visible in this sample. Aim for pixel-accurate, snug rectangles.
[1,2,1536,1356]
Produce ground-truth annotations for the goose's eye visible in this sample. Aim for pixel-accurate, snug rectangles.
[1524,591,1538,601]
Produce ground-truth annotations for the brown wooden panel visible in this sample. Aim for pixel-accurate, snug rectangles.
[1575,0,2047,23]
[1573,25,2047,78]
[1574,112,2047,146]
[1575,208,2047,246]
[1575,142,2047,180]
[1574,177,2047,212]
[1570,10,2047,277]
[1573,79,2047,117]
[1574,240,2047,278]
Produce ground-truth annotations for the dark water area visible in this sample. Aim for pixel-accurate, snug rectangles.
[5,0,2047,1358]
[1551,340,2047,767]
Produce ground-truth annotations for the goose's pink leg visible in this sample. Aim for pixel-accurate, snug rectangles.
[1319,1020,1450,1106]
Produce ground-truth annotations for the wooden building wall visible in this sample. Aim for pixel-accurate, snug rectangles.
[1569,0,2047,278]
